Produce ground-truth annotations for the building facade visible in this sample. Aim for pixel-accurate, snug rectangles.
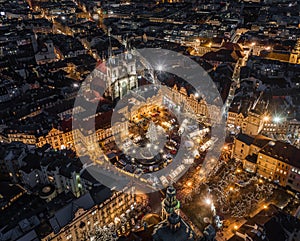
[233,133,300,191]
[42,190,136,241]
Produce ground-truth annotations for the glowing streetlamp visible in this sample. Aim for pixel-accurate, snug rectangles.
[205,198,212,205]
[263,116,270,122]
[273,116,281,123]
[157,65,163,71]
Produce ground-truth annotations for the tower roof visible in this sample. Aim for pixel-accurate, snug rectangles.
[168,213,180,225]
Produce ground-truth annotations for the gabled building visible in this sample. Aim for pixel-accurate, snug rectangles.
[232,133,273,161]
[233,133,300,191]
[257,141,300,189]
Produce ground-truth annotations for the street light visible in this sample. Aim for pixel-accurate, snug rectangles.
[157,65,163,71]
[266,141,275,147]
[273,116,281,123]
[263,115,270,122]
[205,198,212,205]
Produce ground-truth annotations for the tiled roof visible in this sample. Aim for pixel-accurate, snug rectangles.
[236,133,255,145]
[245,154,258,164]
[49,193,95,234]
[260,141,300,168]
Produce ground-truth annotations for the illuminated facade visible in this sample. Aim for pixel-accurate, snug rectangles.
[41,190,136,241]
[289,38,300,64]
[257,142,300,188]
[93,51,138,101]
[227,110,265,136]
[233,133,300,191]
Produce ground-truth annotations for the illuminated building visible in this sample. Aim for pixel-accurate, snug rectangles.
[0,186,136,241]
[41,189,135,241]
[257,141,300,187]
[289,38,300,64]
[227,109,265,136]
[233,133,300,191]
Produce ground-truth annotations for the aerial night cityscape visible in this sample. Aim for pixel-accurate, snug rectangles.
[0,0,300,240]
